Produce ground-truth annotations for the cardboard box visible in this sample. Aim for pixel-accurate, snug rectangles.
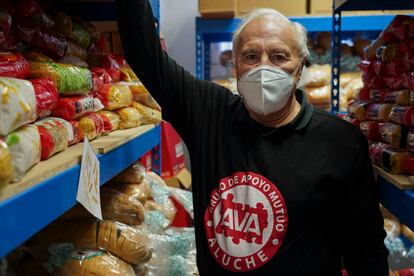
[164,168,192,189]
[161,121,186,178]
[199,0,307,18]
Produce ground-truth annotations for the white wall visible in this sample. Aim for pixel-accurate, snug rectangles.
[160,0,198,76]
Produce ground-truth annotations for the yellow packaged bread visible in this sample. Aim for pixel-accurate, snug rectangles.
[108,179,152,204]
[112,161,145,183]
[132,101,162,125]
[57,250,135,276]
[116,107,143,129]
[29,220,152,265]
[0,139,13,185]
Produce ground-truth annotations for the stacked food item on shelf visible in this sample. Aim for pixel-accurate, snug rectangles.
[0,0,162,186]
[343,15,414,175]
[5,161,197,275]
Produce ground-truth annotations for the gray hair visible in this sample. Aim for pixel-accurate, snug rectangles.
[232,8,310,59]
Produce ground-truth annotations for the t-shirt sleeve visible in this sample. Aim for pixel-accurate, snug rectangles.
[341,138,389,275]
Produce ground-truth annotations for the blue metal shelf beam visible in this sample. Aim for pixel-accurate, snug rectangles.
[0,125,161,257]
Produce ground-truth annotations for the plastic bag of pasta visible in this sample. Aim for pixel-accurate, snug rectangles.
[30,78,59,118]
[96,110,120,133]
[52,96,104,120]
[116,107,142,129]
[0,77,37,135]
[29,61,93,95]
[35,117,71,160]
[120,81,161,111]
[78,113,104,141]
[6,124,41,182]
[131,101,161,125]
[0,139,13,185]
[96,83,132,110]
[68,120,82,146]
[0,52,31,79]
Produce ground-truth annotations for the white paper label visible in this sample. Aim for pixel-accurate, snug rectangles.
[76,137,102,220]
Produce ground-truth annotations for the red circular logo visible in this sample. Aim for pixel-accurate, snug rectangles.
[204,172,288,272]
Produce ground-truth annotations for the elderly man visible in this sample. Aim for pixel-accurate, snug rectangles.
[116,1,389,275]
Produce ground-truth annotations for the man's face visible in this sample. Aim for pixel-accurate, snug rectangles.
[234,18,302,81]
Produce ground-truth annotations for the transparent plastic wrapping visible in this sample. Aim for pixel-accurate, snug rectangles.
[384,218,402,238]
[52,96,104,120]
[120,81,161,111]
[303,64,331,87]
[0,52,30,79]
[6,125,41,182]
[385,90,411,105]
[78,113,104,141]
[29,61,92,95]
[35,117,70,160]
[96,111,120,134]
[137,251,198,276]
[56,250,135,276]
[68,120,82,146]
[116,107,142,129]
[303,85,330,105]
[388,106,414,127]
[403,225,414,243]
[365,103,393,121]
[100,188,145,226]
[96,83,132,110]
[0,77,37,135]
[169,187,194,219]
[120,66,139,82]
[30,78,59,118]
[378,122,405,147]
[0,139,12,185]
[107,180,152,204]
[112,161,145,184]
[369,142,412,174]
[131,101,162,125]
[359,121,380,141]
[347,100,371,121]
[28,220,152,265]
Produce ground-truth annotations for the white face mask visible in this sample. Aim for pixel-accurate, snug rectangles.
[237,65,300,116]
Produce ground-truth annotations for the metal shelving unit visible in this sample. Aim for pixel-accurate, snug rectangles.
[332,0,414,230]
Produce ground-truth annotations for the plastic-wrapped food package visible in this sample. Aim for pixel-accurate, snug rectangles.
[303,64,331,87]
[24,51,53,62]
[107,180,152,204]
[385,75,405,91]
[68,22,91,49]
[169,187,194,219]
[53,12,72,37]
[96,110,120,133]
[408,132,414,153]
[120,66,139,82]
[370,89,387,102]
[355,87,371,101]
[359,121,380,141]
[116,107,142,129]
[52,96,104,120]
[0,77,37,135]
[0,8,11,36]
[68,120,82,145]
[131,102,162,125]
[359,60,375,77]
[96,83,132,110]
[112,161,145,183]
[303,85,330,105]
[31,30,68,60]
[91,67,111,93]
[365,103,393,121]
[0,139,13,185]
[139,254,195,276]
[121,81,161,111]
[369,142,412,174]
[56,250,135,276]
[384,90,411,105]
[403,156,414,175]
[101,54,121,82]
[15,0,54,28]
[0,52,30,79]
[29,220,152,265]
[347,100,372,121]
[30,78,59,118]
[29,61,93,95]
[6,125,41,182]
[403,225,414,243]
[385,60,410,76]
[388,106,414,127]
[35,118,71,160]
[338,114,360,128]
[384,218,401,238]
[378,122,405,147]
[100,188,145,226]
[78,113,104,141]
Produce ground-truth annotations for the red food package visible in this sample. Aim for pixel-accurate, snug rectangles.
[91,67,112,93]
[385,60,409,76]
[402,72,414,90]
[370,89,387,102]
[384,90,410,105]
[407,132,414,153]
[15,0,54,28]
[382,15,414,43]
[370,76,387,89]
[52,96,104,120]
[0,9,12,36]
[355,87,371,101]
[366,103,392,121]
[388,106,414,127]
[384,75,405,90]
[31,29,68,59]
[378,122,406,147]
[35,117,71,160]
[96,110,120,134]
[68,120,82,145]
[30,78,59,118]
[348,100,372,121]
[101,54,121,82]
[360,121,380,141]
[372,60,385,75]
[394,268,414,276]
[338,114,361,128]
[78,113,104,141]
[359,60,375,77]
[0,35,23,52]
[0,52,30,79]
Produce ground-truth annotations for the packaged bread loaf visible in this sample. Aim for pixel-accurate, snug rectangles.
[402,225,414,243]
[355,87,371,101]
[96,83,132,110]
[365,103,392,121]
[113,161,145,183]
[384,90,411,105]
[407,132,414,153]
[348,100,372,121]
[131,101,162,125]
[303,64,331,87]
[121,81,161,111]
[304,85,330,105]
[0,77,37,135]
[359,121,380,141]
[116,107,142,129]
[6,125,41,182]
[0,52,30,78]
[52,96,104,120]
[388,106,414,127]
[30,78,59,118]
[403,156,414,175]
[370,89,387,103]
[338,114,360,128]
[369,142,412,174]
[78,113,104,140]
[56,250,135,276]
[378,122,406,147]
[0,139,13,185]
[96,110,120,133]
[29,220,152,265]
[107,180,152,204]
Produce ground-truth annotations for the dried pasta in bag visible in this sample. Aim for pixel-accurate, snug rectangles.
[116,107,142,129]
[35,117,71,160]
[78,113,104,141]
[96,83,132,110]
[120,81,161,111]
[52,96,104,120]
[0,139,13,185]
[6,125,41,182]
[132,101,162,125]
[30,78,59,118]
[0,52,30,79]
[68,120,82,145]
[56,250,135,276]
[96,110,120,133]
[0,77,37,135]
[29,61,92,95]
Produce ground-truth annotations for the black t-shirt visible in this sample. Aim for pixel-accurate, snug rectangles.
[116,1,389,275]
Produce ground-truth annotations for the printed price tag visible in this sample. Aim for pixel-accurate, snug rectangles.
[76,137,102,219]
